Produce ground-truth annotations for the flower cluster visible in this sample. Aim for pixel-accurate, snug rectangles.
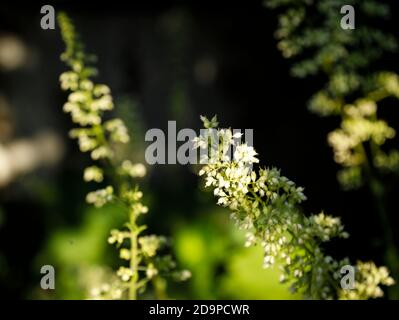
[326,96,396,189]
[83,166,104,183]
[119,160,146,178]
[86,186,114,208]
[265,0,399,190]
[79,266,125,300]
[195,115,394,299]
[266,2,399,294]
[58,11,130,164]
[265,0,396,80]
[339,262,395,300]
[58,12,189,300]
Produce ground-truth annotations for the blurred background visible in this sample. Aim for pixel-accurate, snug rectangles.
[0,1,398,299]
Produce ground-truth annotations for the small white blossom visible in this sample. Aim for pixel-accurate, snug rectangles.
[86,186,114,207]
[84,166,104,182]
[116,267,133,282]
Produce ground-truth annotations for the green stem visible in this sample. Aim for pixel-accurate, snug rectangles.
[152,277,168,300]
[129,212,139,300]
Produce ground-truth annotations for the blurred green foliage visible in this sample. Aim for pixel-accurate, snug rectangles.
[34,205,297,299]
[172,210,298,299]
[34,204,124,299]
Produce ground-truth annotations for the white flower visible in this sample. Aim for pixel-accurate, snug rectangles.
[84,166,104,182]
[105,119,130,144]
[120,161,146,178]
[86,186,114,207]
[91,146,113,160]
[139,235,162,257]
[146,263,158,279]
[120,248,131,260]
[233,144,259,164]
[108,229,127,245]
[116,267,133,282]
[93,84,111,97]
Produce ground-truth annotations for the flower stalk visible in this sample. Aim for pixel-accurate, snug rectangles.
[195,115,394,299]
[57,12,189,300]
[265,0,399,297]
